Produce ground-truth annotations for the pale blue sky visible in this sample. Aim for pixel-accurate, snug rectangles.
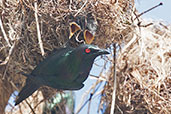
[135,0,171,23]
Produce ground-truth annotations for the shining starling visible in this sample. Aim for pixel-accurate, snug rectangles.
[15,44,109,105]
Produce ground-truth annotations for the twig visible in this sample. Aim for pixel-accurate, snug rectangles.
[134,2,163,20]
[75,61,107,114]
[34,99,45,111]
[121,34,137,53]
[87,77,103,113]
[1,42,16,80]
[89,74,107,81]
[25,99,36,114]
[0,17,11,47]
[87,92,95,114]
[77,61,108,114]
[116,105,123,114]
[87,60,109,114]
[87,92,93,114]
[75,84,95,114]
[75,81,101,114]
[75,83,102,114]
[74,0,87,17]
[69,0,72,11]
[34,1,45,56]
[0,42,15,66]
[75,97,89,114]
[110,43,117,114]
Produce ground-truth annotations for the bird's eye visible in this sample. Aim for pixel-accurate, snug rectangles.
[85,48,91,53]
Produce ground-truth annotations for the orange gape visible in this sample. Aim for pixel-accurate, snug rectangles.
[69,22,81,39]
[69,22,95,44]
[84,30,94,44]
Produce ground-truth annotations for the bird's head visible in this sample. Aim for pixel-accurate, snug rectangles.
[73,44,110,61]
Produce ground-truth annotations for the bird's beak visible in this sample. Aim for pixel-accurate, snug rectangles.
[98,49,110,55]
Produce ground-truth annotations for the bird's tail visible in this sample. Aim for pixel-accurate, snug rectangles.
[15,74,40,106]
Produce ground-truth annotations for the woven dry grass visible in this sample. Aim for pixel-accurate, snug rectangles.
[0,0,170,114]
[100,21,171,114]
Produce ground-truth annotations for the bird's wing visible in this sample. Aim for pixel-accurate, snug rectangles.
[31,47,73,76]
[15,77,40,105]
[43,77,84,90]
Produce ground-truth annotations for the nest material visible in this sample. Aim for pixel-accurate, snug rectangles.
[101,21,171,114]
[0,0,170,114]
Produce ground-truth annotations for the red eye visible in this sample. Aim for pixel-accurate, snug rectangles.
[85,48,91,53]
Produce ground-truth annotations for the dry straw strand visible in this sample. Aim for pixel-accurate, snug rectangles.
[34,0,45,56]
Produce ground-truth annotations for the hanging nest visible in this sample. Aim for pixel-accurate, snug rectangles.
[101,20,171,114]
[0,0,170,114]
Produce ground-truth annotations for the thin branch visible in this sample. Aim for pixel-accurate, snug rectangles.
[75,83,103,114]
[75,81,100,114]
[134,2,163,20]
[0,42,15,66]
[1,42,16,80]
[34,1,45,56]
[74,0,87,17]
[75,97,90,114]
[25,99,36,114]
[121,34,137,53]
[75,58,108,114]
[87,93,93,114]
[110,43,117,114]
[87,60,108,114]
[75,84,95,114]
[0,16,11,47]
[116,105,123,114]
[89,74,107,81]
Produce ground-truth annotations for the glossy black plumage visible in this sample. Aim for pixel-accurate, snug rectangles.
[15,44,109,105]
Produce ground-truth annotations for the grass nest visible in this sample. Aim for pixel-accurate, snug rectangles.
[0,0,170,114]
[101,20,171,114]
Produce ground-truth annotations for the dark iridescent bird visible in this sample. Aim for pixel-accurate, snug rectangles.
[15,44,109,105]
